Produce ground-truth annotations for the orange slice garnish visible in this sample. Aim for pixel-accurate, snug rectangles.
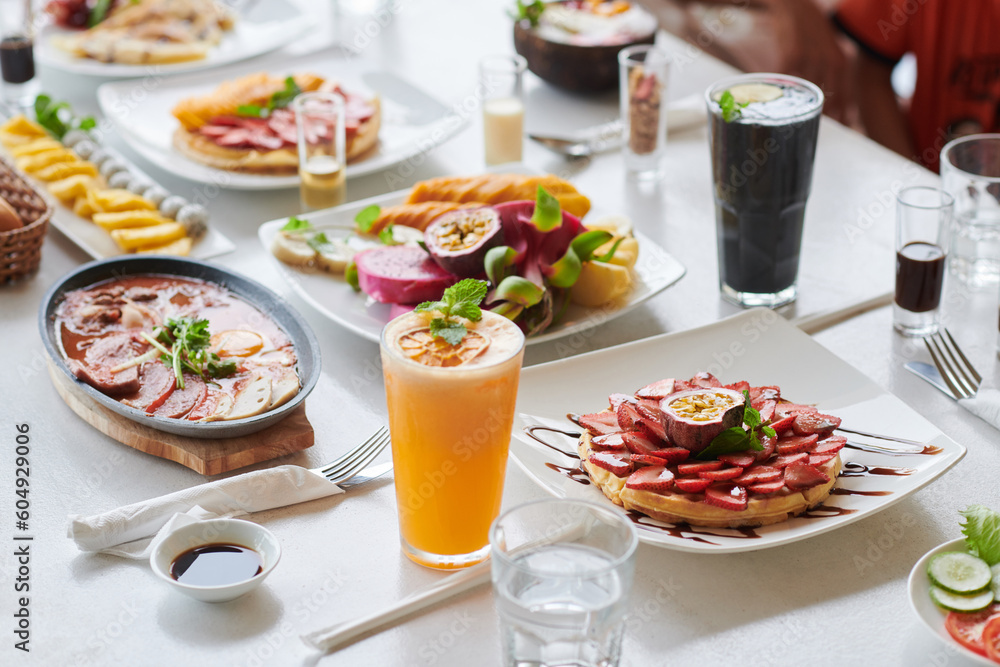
[397,328,490,367]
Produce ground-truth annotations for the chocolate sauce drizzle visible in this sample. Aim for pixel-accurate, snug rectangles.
[840,461,915,477]
[524,425,580,460]
[799,504,858,519]
[626,511,761,544]
[544,462,591,485]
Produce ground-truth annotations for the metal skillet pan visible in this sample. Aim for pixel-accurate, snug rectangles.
[38,256,321,439]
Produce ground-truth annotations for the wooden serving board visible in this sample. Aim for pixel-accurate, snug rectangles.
[48,362,314,475]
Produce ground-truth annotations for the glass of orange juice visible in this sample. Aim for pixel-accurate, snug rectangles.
[380,308,525,570]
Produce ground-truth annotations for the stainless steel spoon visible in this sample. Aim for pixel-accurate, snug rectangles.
[529,106,706,158]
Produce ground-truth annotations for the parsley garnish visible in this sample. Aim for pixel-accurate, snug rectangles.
[510,0,546,27]
[140,318,237,390]
[695,390,777,460]
[414,279,489,346]
[236,77,303,118]
[719,90,748,123]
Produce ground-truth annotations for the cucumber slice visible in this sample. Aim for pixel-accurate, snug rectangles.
[929,585,995,612]
[927,551,993,594]
[992,563,1000,598]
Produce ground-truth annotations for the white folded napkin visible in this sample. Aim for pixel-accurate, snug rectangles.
[959,387,1000,429]
[68,465,342,559]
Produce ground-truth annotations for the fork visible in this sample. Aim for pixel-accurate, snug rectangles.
[311,426,391,485]
[924,328,983,400]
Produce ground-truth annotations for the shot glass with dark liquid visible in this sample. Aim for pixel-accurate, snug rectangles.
[893,186,954,336]
[0,0,37,108]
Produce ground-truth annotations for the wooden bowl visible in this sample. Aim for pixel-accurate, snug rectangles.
[513,19,655,93]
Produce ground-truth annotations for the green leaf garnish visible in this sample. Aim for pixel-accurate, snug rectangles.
[414,278,489,345]
[378,225,398,246]
[510,0,546,27]
[961,505,1000,566]
[237,104,264,118]
[355,204,381,233]
[719,90,748,123]
[530,186,562,232]
[269,76,303,111]
[141,317,236,390]
[88,0,113,27]
[282,215,313,232]
[695,390,769,460]
[306,232,334,254]
[33,94,96,140]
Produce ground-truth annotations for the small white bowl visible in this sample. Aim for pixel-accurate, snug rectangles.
[150,518,281,603]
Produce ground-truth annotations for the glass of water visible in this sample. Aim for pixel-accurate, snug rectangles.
[490,499,638,667]
[941,134,1000,288]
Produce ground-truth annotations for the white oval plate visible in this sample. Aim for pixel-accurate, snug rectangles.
[256,190,685,346]
[36,0,311,78]
[98,61,467,190]
[908,538,999,666]
[509,309,967,553]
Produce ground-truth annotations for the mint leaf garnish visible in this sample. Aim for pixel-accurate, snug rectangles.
[355,204,381,233]
[961,505,1000,566]
[269,76,302,111]
[414,278,489,345]
[237,104,264,118]
[306,232,334,254]
[510,0,545,27]
[282,216,312,232]
[695,389,768,460]
[719,90,748,123]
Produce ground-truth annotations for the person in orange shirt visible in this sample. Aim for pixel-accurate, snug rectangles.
[835,0,1000,171]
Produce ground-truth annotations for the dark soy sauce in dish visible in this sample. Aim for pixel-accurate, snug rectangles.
[170,544,263,586]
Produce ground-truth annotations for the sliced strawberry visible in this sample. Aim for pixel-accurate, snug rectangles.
[767,415,795,433]
[814,436,847,454]
[635,379,676,400]
[754,434,777,462]
[677,460,724,475]
[622,430,659,456]
[631,454,670,467]
[776,433,819,455]
[749,385,781,403]
[616,401,643,431]
[609,393,637,411]
[635,400,669,442]
[784,461,831,490]
[690,371,723,388]
[809,452,838,466]
[590,433,628,452]
[792,411,842,437]
[771,452,809,468]
[674,477,713,493]
[699,466,745,481]
[748,480,786,495]
[588,452,632,477]
[672,379,696,393]
[756,399,776,423]
[649,447,690,464]
[704,482,748,511]
[734,465,782,485]
[718,452,756,468]
[577,412,620,436]
[725,380,751,394]
[774,403,817,419]
[625,466,675,492]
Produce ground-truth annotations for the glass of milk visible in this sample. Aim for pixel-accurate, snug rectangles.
[479,54,527,166]
[490,499,638,667]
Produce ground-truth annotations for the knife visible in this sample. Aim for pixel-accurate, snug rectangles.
[904,361,957,400]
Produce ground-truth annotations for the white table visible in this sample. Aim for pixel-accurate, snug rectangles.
[1,2,995,665]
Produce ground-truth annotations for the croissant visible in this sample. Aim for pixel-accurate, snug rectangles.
[405,174,591,219]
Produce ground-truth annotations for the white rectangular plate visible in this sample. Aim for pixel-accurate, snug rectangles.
[1,145,234,261]
[98,62,467,190]
[256,190,686,345]
[510,308,966,553]
[36,0,311,78]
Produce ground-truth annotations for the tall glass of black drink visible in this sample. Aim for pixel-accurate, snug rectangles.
[706,74,823,308]
[0,0,36,108]
[892,186,953,337]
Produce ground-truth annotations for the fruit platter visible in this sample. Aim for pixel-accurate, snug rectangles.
[509,309,966,553]
[258,172,685,344]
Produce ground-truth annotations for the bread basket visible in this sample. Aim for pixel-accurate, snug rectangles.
[0,155,52,284]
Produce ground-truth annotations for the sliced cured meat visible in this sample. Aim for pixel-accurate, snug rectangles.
[153,374,206,418]
[792,411,842,437]
[783,461,831,490]
[120,361,174,411]
[635,378,675,400]
[186,385,231,421]
[577,411,620,436]
[70,333,142,396]
[776,434,819,455]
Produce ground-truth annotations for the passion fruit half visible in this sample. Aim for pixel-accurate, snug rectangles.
[424,207,505,278]
[659,388,745,452]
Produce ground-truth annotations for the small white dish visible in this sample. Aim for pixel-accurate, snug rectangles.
[908,537,998,666]
[150,519,281,603]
